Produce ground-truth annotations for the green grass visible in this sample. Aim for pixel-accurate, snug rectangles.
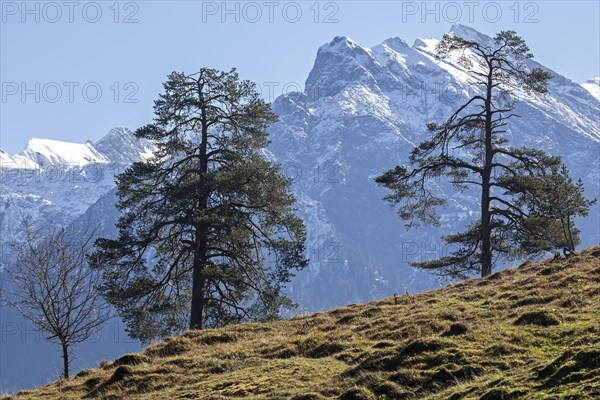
[7,246,600,399]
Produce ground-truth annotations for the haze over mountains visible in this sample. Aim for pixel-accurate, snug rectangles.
[1,24,598,393]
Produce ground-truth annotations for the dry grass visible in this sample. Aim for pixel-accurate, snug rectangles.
[7,246,600,399]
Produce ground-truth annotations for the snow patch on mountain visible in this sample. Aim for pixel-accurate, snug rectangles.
[581,77,600,101]
[449,23,496,47]
[93,127,154,164]
[22,138,109,166]
[0,128,154,170]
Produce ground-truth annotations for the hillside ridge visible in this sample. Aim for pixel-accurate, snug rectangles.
[9,246,600,399]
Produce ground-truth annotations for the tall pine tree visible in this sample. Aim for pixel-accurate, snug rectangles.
[92,68,307,342]
[375,31,588,279]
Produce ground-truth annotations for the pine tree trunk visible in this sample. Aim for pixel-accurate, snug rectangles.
[61,341,69,379]
[190,94,209,330]
[190,232,207,330]
[566,216,575,252]
[481,179,492,277]
[481,67,494,278]
[559,216,569,249]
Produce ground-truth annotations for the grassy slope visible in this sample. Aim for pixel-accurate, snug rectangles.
[9,246,600,400]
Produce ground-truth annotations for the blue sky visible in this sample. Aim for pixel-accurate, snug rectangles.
[1,0,599,154]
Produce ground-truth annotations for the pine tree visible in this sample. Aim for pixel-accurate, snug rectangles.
[92,68,307,343]
[375,31,568,279]
[517,164,596,257]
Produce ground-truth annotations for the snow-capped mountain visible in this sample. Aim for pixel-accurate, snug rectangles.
[268,24,600,310]
[0,128,152,238]
[1,25,599,393]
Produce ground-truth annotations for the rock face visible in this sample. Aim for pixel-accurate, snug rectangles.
[0,25,598,393]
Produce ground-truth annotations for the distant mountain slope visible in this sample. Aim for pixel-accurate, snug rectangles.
[10,246,600,399]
